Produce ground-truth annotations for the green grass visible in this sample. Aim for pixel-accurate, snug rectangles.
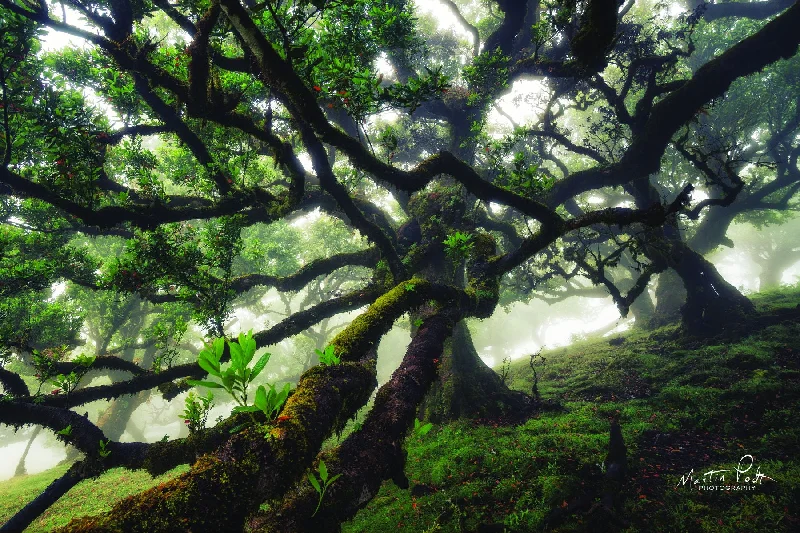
[0,464,190,532]
[3,286,800,532]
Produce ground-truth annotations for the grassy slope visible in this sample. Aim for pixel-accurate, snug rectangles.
[344,287,800,532]
[2,288,799,532]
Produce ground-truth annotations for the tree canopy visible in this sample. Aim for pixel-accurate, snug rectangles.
[1,0,799,531]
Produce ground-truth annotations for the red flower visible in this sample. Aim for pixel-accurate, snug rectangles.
[313,85,321,92]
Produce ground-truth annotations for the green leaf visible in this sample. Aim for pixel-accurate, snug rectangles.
[198,355,221,377]
[251,352,271,380]
[186,379,224,389]
[229,423,249,434]
[239,330,257,363]
[255,385,267,411]
[212,337,225,359]
[327,473,342,485]
[229,342,244,369]
[307,472,321,493]
[319,460,328,482]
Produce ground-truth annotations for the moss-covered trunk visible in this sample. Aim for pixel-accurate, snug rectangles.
[402,188,531,424]
[416,320,530,423]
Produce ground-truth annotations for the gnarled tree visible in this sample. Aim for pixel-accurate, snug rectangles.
[1,0,799,531]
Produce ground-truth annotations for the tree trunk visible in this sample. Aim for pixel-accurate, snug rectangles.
[758,251,799,290]
[652,269,686,327]
[628,286,655,326]
[416,321,530,423]
[669,241,755,335]
[407,189,533,424]
[13,426,41,477]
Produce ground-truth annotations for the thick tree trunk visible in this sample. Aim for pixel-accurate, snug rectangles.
[652,269,686,327]
[407,188,532,424]
[416,321,530,423]
[669,241,755,335]
[628,287,655,326]
[758,252,799,290]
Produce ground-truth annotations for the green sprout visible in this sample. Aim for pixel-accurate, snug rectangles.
[414,418,433,436]
[307,460,342,517]
[187,331,291,424]
[315,345,341,366]
[180,391,214,434]
[443,231,473,261]
[98,439,111,458]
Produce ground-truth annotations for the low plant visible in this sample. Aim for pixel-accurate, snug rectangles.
[307,459,342,517]
[315,345,341,366]
[187,331,269,409]
[180,391,214,434]
[98,439,111,458]
[414,418,433,437]
[443,231,473,261]
[499,356,511,385]
[187,331,290,423]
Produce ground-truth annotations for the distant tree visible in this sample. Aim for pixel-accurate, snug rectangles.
[1,0,799,531]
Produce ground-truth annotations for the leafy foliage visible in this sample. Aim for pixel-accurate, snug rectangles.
[443,231,474,261]
[180,391,214,434]
[315,345,341,366]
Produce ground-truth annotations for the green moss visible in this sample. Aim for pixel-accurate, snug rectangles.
[330,278,428,361]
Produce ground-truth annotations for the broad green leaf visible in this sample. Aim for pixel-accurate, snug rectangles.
[319,460,328,482]
[221,373,236,390]
[251,352,271,380]
[198,348,213,362]
[212,337,225,359]
[307,472,321,493]
[186,379,223,389]
[327,473,342,485]
[229,342,244,369]
[255,385,267,411]
[242,337,257,363]
[198,355,221,377]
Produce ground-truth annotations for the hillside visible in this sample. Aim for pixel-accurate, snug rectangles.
[2,287,799,532]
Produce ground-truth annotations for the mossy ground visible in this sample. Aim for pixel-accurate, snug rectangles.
[3,287,799,532]
[343,286,800,532]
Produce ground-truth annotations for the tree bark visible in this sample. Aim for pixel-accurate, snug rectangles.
[417,320,530,423]
[407,190,533,423]
[669,241,755,335]
[652,269,686,327]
